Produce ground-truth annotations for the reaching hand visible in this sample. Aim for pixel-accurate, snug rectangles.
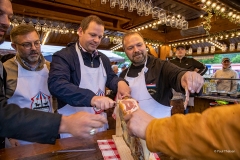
[8,138,20,147]
[59,112,108,138]
[181,71,204,109]
[124,109,155,140]
[91,96,116,110]
[116,81,131,100]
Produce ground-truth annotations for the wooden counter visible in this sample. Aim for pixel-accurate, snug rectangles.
[0,129,115,160]
[189,96,239,113]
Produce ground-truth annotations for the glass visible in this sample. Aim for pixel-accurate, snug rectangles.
[170,16,177,28]
[229,43,235,51]
[110,0,116,8]
[188,47,192,55]
[128,1,134,12]
[204,46,209,53]
[35,22,41,32]
[237,42,240,51]
[176,18,182,29]
[222,44,227,52]
[165,15,171,26]
[158,10,166,24]
[197,47,202,54]
[181,17,188,30]
[152,7,159,19]
[101,0,107,4]
[14,40,41,49]
[210,45,215,53]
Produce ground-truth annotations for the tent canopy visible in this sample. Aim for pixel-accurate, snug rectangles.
[98,50,125,63]
[0,42,125,63]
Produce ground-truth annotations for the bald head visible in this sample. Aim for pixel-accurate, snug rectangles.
[0,0,13,44]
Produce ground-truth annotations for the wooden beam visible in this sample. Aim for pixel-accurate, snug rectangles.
[12,4,128,32]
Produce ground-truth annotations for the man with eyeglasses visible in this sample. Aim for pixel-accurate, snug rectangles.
[170,45,208,114]
[0,0,108,149]
[3,24,57,147]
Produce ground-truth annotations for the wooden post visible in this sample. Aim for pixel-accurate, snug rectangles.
[159,45,171,60]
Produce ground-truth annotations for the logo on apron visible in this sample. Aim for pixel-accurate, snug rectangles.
[146,84,157,95]
[96,88,105,96]
[31,91,51,112]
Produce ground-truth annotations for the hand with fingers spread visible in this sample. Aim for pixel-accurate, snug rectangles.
[90,96,116,110]
[124,109,155,140]
[59,111,108,138]
[116,81,131,100]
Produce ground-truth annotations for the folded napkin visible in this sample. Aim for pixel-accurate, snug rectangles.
[97,139,160,160]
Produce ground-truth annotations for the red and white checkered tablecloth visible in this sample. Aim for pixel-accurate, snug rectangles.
[97,139,160,160]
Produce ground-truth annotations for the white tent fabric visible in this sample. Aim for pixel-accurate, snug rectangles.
[98,50,125,62]
[0,42,125,62]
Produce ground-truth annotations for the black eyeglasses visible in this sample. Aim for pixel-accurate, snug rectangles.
[14,40,41,49]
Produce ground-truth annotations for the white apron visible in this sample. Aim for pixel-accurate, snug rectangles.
[58,43,107,138]
[125,63,171,118]
[6,59,52,147]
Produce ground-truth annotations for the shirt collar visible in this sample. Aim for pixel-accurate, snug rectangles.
[21,57,41,71]
[78,42,98,57]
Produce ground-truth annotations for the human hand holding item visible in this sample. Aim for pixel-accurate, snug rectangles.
[8,138,20,147]
[116,81,131,100]
[124,109,155,140]
[90,96,116,111]
[181,71,204,109]
[59,111,108,138]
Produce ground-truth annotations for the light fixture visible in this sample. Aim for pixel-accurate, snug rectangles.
[206,0,212,6]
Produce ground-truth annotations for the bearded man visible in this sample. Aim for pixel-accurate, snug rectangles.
[119,31,204,118]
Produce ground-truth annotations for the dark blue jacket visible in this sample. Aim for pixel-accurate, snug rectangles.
[48,43,126,109]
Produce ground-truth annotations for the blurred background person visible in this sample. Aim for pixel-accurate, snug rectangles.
[213,57,238,93]
[111,64,119,75]
[3,24,56,147]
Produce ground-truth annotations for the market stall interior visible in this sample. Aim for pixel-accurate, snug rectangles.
[1,0,239,59]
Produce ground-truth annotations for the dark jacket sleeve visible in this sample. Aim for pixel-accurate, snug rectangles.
[156,60,187,106]
[192,58,208,76]
[48,46,96,108]
[48,46,127,108]
[0,77,61,144]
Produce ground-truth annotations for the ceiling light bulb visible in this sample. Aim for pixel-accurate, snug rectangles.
[211,3,217,8]
[216,5,221,10]
[232,14,236,18]
[228,12,233,16]
[220,7,225,12]
[236,15,240,19]
[206,1,212,6]
[200,15,203,18]
[201,0,206,3]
